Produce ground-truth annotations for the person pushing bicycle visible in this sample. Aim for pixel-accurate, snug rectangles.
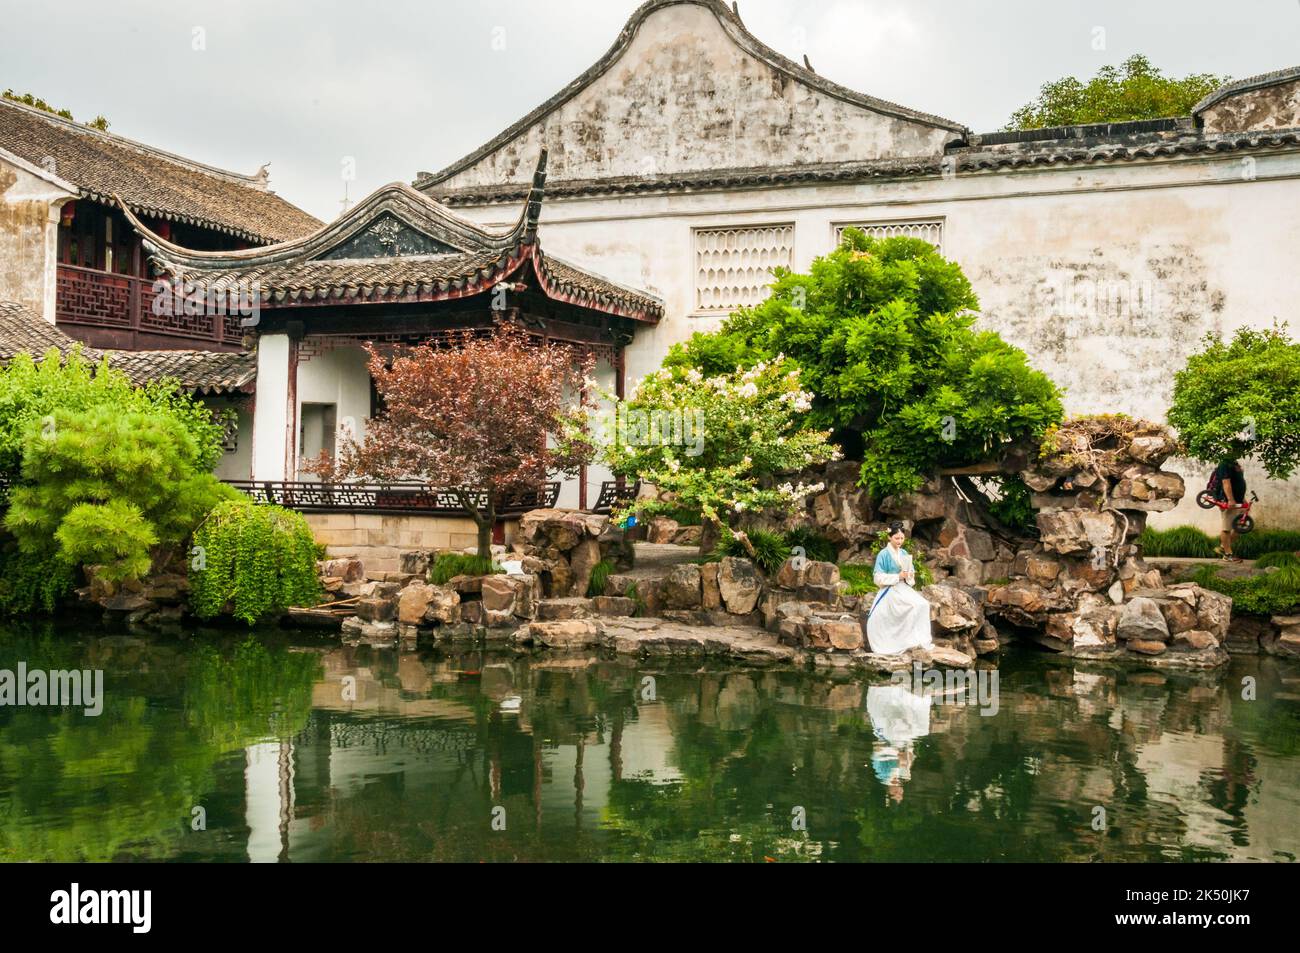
[1213,458,1247,561]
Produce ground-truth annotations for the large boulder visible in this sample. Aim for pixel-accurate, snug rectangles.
[397,582,435,625]
[1117,596,1170,643]
[718,557,763,614]
[664,564,703,609]
[922,584,983,636]
[1036,509,1123,556]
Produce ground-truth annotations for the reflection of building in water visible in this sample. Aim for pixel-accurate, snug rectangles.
[866,685,933,802]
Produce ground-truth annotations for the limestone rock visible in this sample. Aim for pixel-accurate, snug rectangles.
[1117,597,1170,643]
[700,563,722,610]
[592,596,637,617]
[922,584,983,636]
[718,557,763,614]
[646,516,680,544]
[397,582,434,625]
[320,558,364,582]
[537,597,594,620]
[523,619,603,648]
[423,585,460,625]
[664,563,703,609]
[356,596,396,623]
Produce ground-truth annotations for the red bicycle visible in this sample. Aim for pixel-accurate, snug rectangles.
[1196,488,1258,533]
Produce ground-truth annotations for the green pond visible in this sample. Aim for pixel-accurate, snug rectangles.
[1,621,1298,862]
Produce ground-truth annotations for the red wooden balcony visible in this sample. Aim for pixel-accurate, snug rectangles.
[55,264,245,351]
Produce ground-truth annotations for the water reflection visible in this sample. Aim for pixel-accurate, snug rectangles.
[866,685,931,804]
[0,623,1298,862]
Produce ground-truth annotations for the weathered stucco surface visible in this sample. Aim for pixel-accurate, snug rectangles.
[454,147,1300,531]
[1201,77,1300,133]
[0,155,72,322]
[433,3,954,192]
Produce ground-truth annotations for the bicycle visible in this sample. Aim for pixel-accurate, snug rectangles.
[1195,488,1258,534]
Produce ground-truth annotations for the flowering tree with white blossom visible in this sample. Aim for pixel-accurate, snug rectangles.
[602,355,838,529]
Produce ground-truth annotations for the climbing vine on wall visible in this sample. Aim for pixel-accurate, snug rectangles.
[189,501,322,625]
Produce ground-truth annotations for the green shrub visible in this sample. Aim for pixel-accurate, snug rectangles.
[0,540,76,615]
[0,347,228,477]
[1137,525,1300,560]
[189,500,323,625]
[1136,525,1218,559]
[4,406,240,583]
[1236,531,1300,560]
[783,527,837,563]
[587,559,615,597]
[1253,551,1300,570]
[985,475,1037,534]
[704,527,791,574]
[667,232,1063,497]
[1188,563,1300,616]
[429,552,501,585]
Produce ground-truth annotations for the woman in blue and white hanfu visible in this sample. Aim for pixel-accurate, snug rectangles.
[865,522,933,655]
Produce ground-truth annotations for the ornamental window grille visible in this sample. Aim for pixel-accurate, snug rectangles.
[834,220,944,255]
[694,224,794,312]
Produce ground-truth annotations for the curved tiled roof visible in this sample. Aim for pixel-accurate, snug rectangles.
[415,0,966,191]
[130,152,664,322]
[431,128,1300,204]
[0,300,255,394]
[0,97,321,244]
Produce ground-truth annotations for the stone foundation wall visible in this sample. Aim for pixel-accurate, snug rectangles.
[306,512,495,577]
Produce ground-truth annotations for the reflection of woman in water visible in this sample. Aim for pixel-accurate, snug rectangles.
[866,522,933,655]
[867,684,932,804]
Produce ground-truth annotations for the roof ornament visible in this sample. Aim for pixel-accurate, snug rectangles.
[803,53,816,74]
[521,148,548,243]
[253,163,271,189]
[731,2,742,23]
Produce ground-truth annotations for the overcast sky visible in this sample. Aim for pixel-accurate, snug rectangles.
[4,0,1297,222]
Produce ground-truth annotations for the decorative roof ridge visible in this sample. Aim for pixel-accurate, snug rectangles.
[429,128,1300,203]
[1193,64,1300,117]
[0,95,275,190]
[117,171,547,274]
[413,0,967,190]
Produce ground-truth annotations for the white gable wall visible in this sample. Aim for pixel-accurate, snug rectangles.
[451,146,1300,531]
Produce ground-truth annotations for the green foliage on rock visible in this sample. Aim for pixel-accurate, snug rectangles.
[665,232,1062,498]
[1005,54,1228,130]
[1189,562,1300,616]
[985,475,1036,534]
[1167,324,1300,479]
[0,543,76,616]
[429,552,501,585]
[3,406,240,584]
[703,527,792,575]
[586,559,615,597]
[189,501,322,625]
[783,526,838,563]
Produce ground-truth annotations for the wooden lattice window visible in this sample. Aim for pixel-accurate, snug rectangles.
[694,224,794,312]
[835,219,944,255]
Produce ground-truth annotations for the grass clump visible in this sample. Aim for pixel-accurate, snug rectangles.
[587,559,615,597]
[703,527,791,574]
[429,552,501,584]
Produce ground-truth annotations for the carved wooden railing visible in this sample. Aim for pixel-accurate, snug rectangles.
[223,480,560,516]
[56,265,242,345]
[592,480,639,513]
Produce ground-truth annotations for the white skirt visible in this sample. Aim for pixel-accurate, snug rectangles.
[866,582,933,655]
